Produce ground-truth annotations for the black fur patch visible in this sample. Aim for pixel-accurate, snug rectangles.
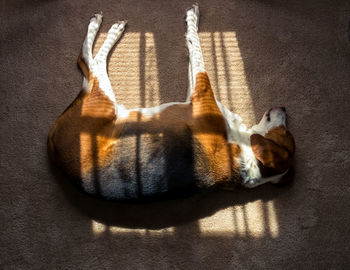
[82,119,212,200]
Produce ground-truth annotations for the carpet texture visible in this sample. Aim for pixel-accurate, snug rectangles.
[1,0,350,269]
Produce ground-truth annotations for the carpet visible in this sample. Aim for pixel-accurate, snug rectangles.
[1,0,350,268]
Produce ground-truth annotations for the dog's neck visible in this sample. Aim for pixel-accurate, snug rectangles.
[216,102,287,187]
[216,102,260,183]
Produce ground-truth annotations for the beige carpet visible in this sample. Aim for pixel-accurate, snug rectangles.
[1,0,350,269]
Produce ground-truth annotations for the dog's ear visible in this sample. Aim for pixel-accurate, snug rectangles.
[250,127,294,173]
[264,126,295,156]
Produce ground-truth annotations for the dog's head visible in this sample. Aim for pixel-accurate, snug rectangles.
[250,107,295,175]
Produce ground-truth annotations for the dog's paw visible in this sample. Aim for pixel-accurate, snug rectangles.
[90,12,103,25]
[185,3,200,27]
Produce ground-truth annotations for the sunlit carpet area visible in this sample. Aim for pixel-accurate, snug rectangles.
[1,0,350,269]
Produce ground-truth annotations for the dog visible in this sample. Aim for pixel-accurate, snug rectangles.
[48,4,295,200]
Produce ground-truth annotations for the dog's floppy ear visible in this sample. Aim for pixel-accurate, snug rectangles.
[250,129,293,173]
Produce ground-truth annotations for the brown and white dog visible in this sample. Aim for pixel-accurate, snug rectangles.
[48,4,295,200]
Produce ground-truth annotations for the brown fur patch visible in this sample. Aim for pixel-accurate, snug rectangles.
[251,126,295,174]
[48,74,120,179]
[189,72,241,185]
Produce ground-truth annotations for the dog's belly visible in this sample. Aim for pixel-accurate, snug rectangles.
[80,113,212,200]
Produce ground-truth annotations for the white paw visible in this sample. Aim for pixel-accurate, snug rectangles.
[185,3,200,26]
[90,12,103,25]
[117,20,128,28]
[112,21,127,33]
[106,21,127,40]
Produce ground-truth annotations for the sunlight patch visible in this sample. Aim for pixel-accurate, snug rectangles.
[92,220,175,236]
[200,32,256,126]
[94,32,162,109]
[267,200,280,238]
[92,200,279,239]
[144,32,161,107]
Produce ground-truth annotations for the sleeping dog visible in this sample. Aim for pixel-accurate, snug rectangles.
[48,4,295,200]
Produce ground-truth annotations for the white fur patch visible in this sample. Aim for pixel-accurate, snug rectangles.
[95,22,126,62]
[244,169,289,188]
[129,102,187,118]
[81,16,127,106]
[83,13,103,68]
[186,6,205,96]
[238,144,262,186]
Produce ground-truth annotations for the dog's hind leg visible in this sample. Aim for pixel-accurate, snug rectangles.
[77,14,127,120]
[185,3,206,101]
[92,20,127,103]
[78,13,103,81]
[94,21,127,64]
[77,13,127,102]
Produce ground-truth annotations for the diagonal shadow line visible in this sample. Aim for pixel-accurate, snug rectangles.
[136,30,146,197]
[220,32,234,111]
[210,32,222,102]
[91,133,101,195]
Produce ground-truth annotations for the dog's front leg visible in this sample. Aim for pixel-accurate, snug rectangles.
[185,4,206,101]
